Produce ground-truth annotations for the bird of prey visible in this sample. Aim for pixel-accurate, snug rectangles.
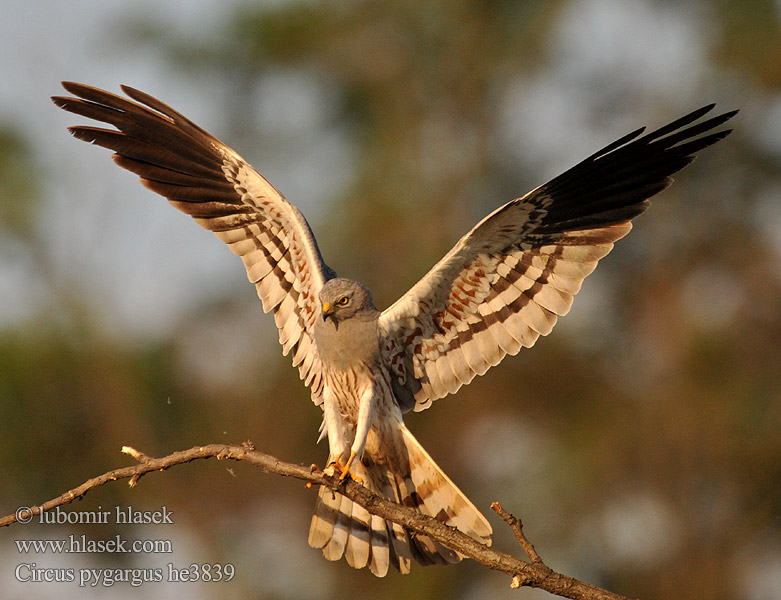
[53,82,735,576]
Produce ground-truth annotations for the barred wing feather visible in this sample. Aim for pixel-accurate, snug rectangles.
[53,82,334,405]
[380,104,736,412]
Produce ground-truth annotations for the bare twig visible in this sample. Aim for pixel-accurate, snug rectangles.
[1,443,636,600]
[491,502,543,564]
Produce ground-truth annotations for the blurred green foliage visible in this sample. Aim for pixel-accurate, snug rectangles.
[0,128,38,238]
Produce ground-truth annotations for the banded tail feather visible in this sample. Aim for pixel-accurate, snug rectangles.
[308,425,490,576]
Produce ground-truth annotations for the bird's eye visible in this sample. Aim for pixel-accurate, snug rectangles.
[338,296,350,306]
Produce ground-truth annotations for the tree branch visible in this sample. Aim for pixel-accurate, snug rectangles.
[1,443,636,600]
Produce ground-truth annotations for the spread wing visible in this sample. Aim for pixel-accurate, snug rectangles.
[379,104,736,412]
[53,82,335,405]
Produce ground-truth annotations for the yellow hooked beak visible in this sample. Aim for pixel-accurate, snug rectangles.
[322,302,333,320]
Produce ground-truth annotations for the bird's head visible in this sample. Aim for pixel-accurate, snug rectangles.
[319,278,377,326]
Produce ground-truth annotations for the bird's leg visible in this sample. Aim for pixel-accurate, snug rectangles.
[325,454,362,484]
[338,452,357,482]
[322,390,349,478]
[340,384,375,482]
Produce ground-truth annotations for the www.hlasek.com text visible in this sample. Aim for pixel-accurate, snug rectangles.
[15,534,173,554]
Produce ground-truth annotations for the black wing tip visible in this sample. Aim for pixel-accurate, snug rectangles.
[645,103,737,144]
[603,103,739,161]
[583,104,737,165]
[681,104,739,132]
[119,84,145,103]
[720,108,740,119]
[51,81,85,106]
[54,81,144,108]
[118,84,161,111]
[674,102,737,126]
[58,80,93,97]
[66,125,115,143]
[52,81,120,112]
[66,126,95,144]
[119,83,140,96]
[700,107,739,129]
[50,93,96,112]
[700,104,739,119]
[692,102,716,118]
[668,109,738,155]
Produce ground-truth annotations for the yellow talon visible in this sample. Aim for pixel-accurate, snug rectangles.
[324,454,362,483]
[339,451,356,481]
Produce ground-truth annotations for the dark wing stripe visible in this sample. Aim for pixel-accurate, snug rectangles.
[380,106,735,411]
[68,126,221,178]
[54,82,332,405]
[168,199,255,216]
[113,155,231,189]
[145,179,239,203]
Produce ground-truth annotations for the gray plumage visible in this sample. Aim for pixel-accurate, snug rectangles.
[52,82,736,576]
[315,278,380,369]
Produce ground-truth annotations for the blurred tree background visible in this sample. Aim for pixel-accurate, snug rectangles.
[0,1,779,599]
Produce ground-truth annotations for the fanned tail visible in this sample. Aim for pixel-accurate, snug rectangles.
[308,426,491,576]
